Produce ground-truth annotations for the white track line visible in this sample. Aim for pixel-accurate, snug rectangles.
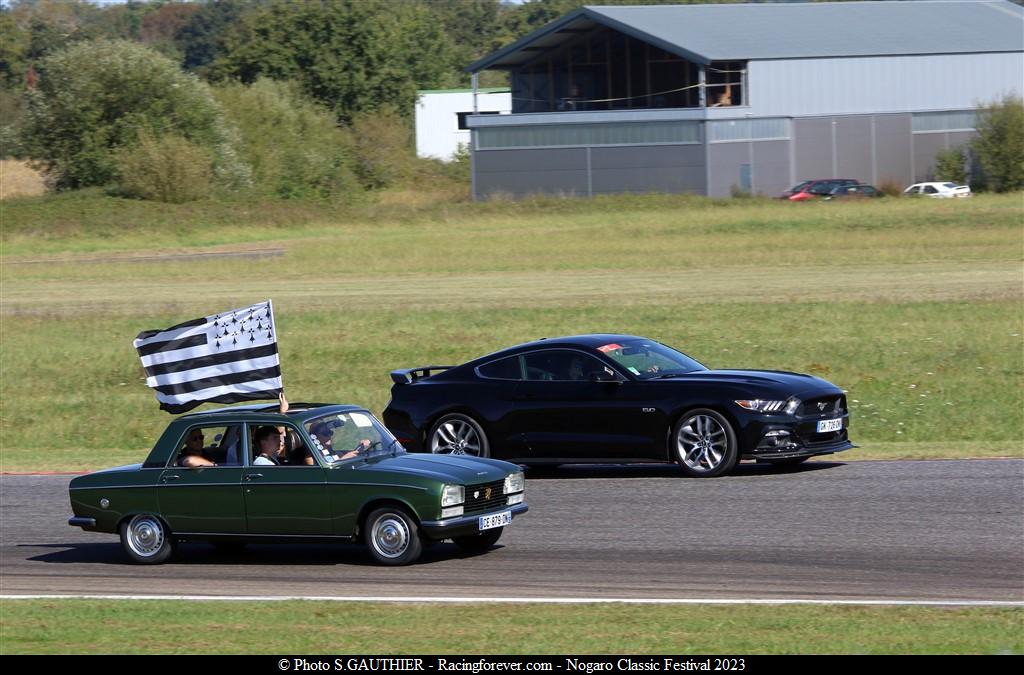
[2,595,1021,607]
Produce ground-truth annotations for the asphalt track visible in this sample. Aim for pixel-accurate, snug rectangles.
[2,459,1022,604]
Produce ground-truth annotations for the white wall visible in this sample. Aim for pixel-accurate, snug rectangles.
[736,52,1024,119]
[415,90,512,160]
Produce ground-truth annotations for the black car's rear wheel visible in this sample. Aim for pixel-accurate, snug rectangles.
[365,507,423,566]
[452,527,503,553]
[428,413,489,457]
[673,409,738,478]
[120,514,175,564]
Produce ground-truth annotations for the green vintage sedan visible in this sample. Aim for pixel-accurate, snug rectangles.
[68,403,527,565]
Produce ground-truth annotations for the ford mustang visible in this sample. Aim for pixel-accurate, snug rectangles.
[384,334,854,477]
[68,403,527,565]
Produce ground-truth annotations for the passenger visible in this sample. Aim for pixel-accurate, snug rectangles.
[285,428,314,465]
[179,428,215,467]
[252,426,283,465]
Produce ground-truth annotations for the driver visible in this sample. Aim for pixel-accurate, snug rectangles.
[310,421,368,461]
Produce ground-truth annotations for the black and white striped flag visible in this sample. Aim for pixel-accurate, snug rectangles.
[133,300,283,414]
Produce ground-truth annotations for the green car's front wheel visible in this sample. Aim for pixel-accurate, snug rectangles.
[365,507,423,565]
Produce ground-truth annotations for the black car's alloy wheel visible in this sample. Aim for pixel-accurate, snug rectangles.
[673,409,739,477]
[452,527,503,553]
[365,507,423,565]
[428,413,490,457]
[120,514,175,564]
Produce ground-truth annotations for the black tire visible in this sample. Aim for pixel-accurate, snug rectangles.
[452,527,503,553]
[428,413,490,458]
[119,514,175,564]
[365,507,423,566]
[672,408,739,478]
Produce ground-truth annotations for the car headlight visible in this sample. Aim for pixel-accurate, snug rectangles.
[735,399,799,414]
[441,484,464,507]
[503,471,525,494]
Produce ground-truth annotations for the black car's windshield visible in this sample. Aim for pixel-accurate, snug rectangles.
[305,411,404,464]
[596,339,707,379]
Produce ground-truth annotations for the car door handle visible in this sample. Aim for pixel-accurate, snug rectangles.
[161,474,180,483]
[245,473,264,481]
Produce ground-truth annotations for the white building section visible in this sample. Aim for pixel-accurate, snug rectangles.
[415,89,511,161]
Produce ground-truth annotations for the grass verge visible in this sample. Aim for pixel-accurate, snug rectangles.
[0,599,1020,654]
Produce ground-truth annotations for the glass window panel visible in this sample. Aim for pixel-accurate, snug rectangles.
[477,121,701,149]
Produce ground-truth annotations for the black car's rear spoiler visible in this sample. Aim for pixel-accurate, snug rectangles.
[390,365,456,385]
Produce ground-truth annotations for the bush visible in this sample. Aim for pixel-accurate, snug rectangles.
[971,95,1024,193]
[349,107,419,190]
[114,131,215,203]
[214,78,360,201]
[934,147,968,185]
[24,39,250,191]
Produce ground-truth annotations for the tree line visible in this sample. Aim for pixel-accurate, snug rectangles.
[0,0,1020,200]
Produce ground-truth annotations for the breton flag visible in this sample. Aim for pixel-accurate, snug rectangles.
[133,300,282,414]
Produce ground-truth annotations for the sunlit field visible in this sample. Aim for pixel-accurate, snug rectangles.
[1,192,1021,471]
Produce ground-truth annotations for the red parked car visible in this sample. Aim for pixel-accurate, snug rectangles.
[782,179,860,201]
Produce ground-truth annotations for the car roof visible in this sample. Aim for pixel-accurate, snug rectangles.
[179,402,368,423]
[466,333,650,364]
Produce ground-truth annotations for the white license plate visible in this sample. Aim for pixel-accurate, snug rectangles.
[479,511,512,531]
[817,418,842,433]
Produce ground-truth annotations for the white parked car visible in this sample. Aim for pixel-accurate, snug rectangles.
[903,182,972,198]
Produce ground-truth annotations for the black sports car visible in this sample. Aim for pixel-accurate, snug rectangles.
[383,334,854,477]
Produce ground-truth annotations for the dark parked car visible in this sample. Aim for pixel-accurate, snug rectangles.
[384,335,854,478]
[823,184,882,200]
[68,403,527,565]
[782,179,860,201]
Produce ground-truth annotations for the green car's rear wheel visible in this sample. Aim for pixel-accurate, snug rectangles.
[120,514,175,564]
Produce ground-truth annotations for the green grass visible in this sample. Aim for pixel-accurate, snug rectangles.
[1,192,1021,472]
[0,599,1020,654]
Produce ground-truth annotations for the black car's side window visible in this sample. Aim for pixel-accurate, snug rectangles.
[477,355,523,380]
[522,350,607,381]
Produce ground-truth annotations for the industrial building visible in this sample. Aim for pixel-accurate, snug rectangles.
[463,1,1024,198]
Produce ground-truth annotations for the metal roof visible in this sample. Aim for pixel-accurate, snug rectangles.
[467,1,1024,71]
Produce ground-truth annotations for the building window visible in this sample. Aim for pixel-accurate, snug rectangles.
[708,118,790,143]
[476,120,702,149]
[457,111,500,130]
[912,111,977,133]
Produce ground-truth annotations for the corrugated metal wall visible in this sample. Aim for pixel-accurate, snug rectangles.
[746,53,1023,118]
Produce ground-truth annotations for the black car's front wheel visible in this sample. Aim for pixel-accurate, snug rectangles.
[120,514,175,564]
[673,409,739,477]
[365,507,423,566]
[428,413,490,458]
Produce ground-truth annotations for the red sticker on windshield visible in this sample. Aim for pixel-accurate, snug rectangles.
[597,343,622,353]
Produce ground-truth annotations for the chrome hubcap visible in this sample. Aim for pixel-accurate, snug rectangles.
[371,516,410,559]
[126,515,165,557]
[677,415,728,472]
[431,419,482,456]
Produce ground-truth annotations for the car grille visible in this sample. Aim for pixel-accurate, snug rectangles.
[800,394,846,417]
[464,479,506,514]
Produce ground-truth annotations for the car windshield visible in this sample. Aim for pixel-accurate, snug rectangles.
[596,339,707,379]
[305,411,404,464]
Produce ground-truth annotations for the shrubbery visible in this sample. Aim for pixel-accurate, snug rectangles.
[114,130,215,203]
[214,78,360,200]
[971,95,1024,193]
[24,39,249,192]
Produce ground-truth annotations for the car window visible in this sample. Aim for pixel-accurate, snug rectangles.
[924,185,938,194]
[478,355,522,380]
[809,183,833,195]
[942,183,957,189]
[522,350,607,381]
[247,422,317,467]
[597,339,706,379]
[305,411,402,464]
[172,424,242,467]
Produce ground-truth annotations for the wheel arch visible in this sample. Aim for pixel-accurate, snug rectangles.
[665,403,742,460]
[354,497,421,541]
